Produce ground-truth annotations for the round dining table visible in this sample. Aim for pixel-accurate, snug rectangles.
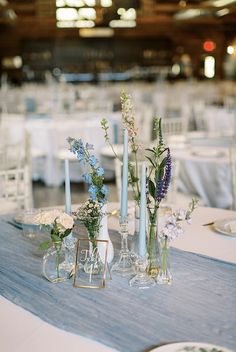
[169,132,234,209]
[0,203,236,352]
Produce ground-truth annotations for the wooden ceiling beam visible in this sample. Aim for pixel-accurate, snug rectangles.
[154,4,216,12]
[137,15,173,24]
[6,3,36,14]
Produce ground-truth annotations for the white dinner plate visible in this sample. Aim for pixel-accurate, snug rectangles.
[14,210,40,226]
[213,218,236,237]
[149,342,234,352]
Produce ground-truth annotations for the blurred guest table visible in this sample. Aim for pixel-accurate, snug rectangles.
[25,112,121,186]
[169,132,234,209]
[0,205,236,352]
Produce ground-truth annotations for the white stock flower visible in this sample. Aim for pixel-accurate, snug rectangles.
[34,209,62,226]
[56,213,74,230]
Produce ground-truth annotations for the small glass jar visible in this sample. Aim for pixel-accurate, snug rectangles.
[43,241,68,283]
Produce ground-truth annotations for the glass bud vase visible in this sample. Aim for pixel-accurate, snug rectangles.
[156,236,172,285]
[147,220,161,278]
[63,232,76,274]
[84,227,104,275]
[43,241,68,283]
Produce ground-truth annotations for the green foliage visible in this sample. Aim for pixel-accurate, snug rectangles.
[100,118,110,143]
[148,179,156,199]
[39,241,50,250]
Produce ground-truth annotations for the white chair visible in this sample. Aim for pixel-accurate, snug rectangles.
[135,103,154,143]
[0,165,33,214]
[161,117,188,140]
[0,129,33,214]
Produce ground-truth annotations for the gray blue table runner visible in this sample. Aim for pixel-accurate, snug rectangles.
[0,216,236,352]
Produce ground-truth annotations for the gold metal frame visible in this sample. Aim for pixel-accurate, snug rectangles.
[73,238,110,289]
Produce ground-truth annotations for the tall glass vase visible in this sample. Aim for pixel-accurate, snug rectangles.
[63,232,76,275]
[84,225,104,275]
[147,220,161,278]
[156,236,172,285]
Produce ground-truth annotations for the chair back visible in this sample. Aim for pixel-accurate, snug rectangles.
[0,127,30,170]
[135,104,154,143]
[0,165,33,214]
[161,117,188,139]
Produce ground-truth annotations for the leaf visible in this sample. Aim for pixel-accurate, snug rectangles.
[148,179,156,198]
[39,241,51,251]
[51,233,61,243]
[156,167,164,180]
[64,228,72,237]
[159,156,168,169]
[145,148,155,154]
[145,156,156,168]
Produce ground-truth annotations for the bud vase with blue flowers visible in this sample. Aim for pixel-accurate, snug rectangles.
[67,137,113,272]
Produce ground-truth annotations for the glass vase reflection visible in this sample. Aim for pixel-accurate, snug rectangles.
[43,242,68,283]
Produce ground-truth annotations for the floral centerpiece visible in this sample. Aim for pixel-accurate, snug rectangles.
[67,137,108,236]
[67,137,113,272]
[35,209,74,283]
[101,91,198,279]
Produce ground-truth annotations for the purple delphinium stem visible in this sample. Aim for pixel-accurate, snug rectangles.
[155,148,172,203]
[162,149,172,196]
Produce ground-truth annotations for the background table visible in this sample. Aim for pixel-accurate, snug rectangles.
[169,132,234,209]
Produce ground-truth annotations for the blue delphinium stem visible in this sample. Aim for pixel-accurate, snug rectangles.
[67,137,108,205]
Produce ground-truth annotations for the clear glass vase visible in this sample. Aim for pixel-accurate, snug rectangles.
[147,220,161,278]
[63,232,76,274]
[43,242,68,283]
[156,237,172,285]
[84,226,104,275]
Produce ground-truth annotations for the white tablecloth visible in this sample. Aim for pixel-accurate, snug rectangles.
[25,112,121,186]
[169,133,234,209]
